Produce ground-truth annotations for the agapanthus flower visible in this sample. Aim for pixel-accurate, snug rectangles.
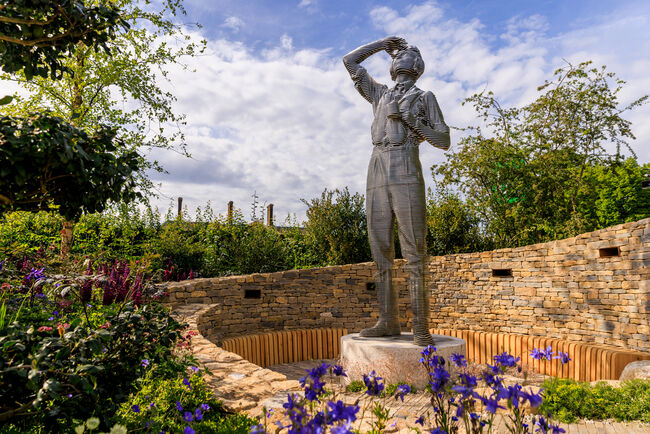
[480,396,505,414]
[428,365,450,392]
[494,352,520,368]
[362,370,384,396]
[450,352,467,367]
[394,384,411,401]
[327,400,359,423]
[554,352,571,364]
[331,421,354,434]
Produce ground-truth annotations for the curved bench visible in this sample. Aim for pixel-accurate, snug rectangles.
[220,327,650,381]
[221,328,348,368]
[433,328,650,382]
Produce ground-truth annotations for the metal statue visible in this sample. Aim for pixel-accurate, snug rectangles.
[343,36,450,346]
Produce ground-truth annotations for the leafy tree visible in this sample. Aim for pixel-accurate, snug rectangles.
[426,188,489,256]
[301,187,371,266]
[576,158,650,229]
[0,0,126,79]
[0,112,141,220]
[1,0,204,189]
[434,61,649,247]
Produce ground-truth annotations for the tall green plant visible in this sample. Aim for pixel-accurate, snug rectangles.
[301,187,371,266]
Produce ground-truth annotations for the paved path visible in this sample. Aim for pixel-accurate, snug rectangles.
[261,359,650,434]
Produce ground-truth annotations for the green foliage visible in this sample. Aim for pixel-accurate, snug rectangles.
[0,0,126,80]
[345,380,365,393]
[434,61,649,248]
[426,188,489,256]
[0,113,142,221]
[302,188,371,266]
[0,211,63,257]
[0,303,185,430]
[541,377,650,423]
[115,371,254,433]
[1,0,205,192]
[73,203,161,260]
[202,214,290,276]
[577,159,650,229]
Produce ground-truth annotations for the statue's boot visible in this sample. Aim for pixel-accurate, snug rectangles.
[408,265,435,347]
[360,270,401,337]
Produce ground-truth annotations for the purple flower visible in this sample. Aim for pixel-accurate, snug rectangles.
[183,411,193,422]
[480,396,505,414]
[26,267,45,281]
[201,403,210,411]
[176,401,183,412]
[554,352,571,364]
[362,370,384,396]
[551,425,566,434]
[183,378,192,390]
[428,366,450,392]
[194,408,203,421]
[190,366,199,373]
[494,352,520,368]
[395,384,411,401]
[327,400,359,422]
[524,390,543,408]
[332,365,347,377]
[450,352,467,367]
[141,359,150,368]
[430,428,446,434]
[184,427,195,434]
[131,404,140,413]
[415,415,425,425]
[331,421,354,434]
[250,425,266,434]
[530,348,544,360]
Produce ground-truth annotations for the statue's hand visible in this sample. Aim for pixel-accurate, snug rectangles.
[383,36,407,57]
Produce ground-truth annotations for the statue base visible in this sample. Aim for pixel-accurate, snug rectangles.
[340,333,466,390]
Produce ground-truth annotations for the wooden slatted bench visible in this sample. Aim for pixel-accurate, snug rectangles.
[433,329,650,381]
[221,328,348,368]
[221,327,649,381]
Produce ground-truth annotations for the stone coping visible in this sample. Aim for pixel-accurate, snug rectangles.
[171,304,301,412]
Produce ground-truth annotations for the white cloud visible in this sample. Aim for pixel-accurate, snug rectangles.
[222,16,244,32]
[298,0,316,8]
[147,1,650,221]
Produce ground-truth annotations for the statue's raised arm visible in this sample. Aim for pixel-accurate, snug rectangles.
[342,37,407,104]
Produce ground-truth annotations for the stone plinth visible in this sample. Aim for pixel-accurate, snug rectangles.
[340,333,466,389]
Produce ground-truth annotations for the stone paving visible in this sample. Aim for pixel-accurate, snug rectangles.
[172,304,650,433]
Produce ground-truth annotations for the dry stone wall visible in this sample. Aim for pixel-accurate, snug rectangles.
[163,218,650,352]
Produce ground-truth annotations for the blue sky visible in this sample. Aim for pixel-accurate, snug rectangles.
[139,1,650,220]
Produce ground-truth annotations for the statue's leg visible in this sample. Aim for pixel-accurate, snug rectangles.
[360,185,401,337]
[392,182,435,346]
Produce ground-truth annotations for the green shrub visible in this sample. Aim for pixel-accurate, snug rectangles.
[115,371,253,433]
[541,377,650,423]
[345,380,365,393]
[0,303,185,431]
[302,188,371,266]
[0,211,63,257]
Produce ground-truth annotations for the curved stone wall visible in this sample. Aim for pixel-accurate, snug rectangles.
[163,218,650,352]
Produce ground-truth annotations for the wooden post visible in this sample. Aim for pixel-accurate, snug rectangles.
[266,203,274,226]
[227,201,234,223]
[60,221,73,257]
[177,197,183,218]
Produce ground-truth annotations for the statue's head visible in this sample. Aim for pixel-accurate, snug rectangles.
[390,45,424,81]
